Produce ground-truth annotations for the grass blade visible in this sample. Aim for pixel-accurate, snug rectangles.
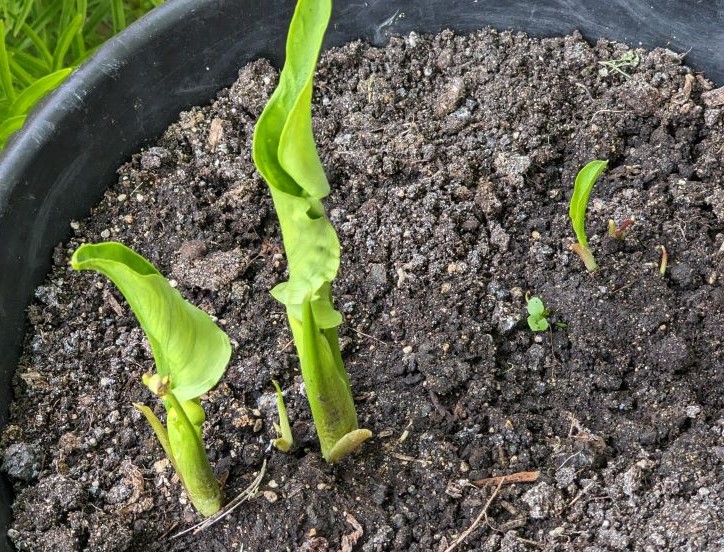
[70,0,88,61]
[8,67,72,117]
[0,114,26,147]
[8,56,35,87]
[12,50,53,75]
[9,0,36,36]
[20,23,54,69]
[52,13,83,71]
[110,0,126,34]
[0,19,16,100]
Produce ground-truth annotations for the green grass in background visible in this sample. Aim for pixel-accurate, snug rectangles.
[0,0,163,148]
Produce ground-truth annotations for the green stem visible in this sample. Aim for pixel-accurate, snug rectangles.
[570,243,599,272]
[298,299,371,462]
[163,392,222,517]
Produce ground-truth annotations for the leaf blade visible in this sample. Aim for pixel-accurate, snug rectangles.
[7,67,72,117]
[569,159,608,248]
[71,242,231,401]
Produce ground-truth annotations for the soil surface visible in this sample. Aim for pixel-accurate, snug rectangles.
[2,28,724,552]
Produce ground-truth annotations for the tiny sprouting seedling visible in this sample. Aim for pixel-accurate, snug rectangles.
[526,295,549,332]
[71,242,230,517]
[658,245,668,276]
[569,159,608,272]
[271,380,293,452]
[607,218,634,240]
[252,0,371,463]
[598,51,640,79]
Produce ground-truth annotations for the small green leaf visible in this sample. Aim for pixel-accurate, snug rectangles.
[254,0,339,320]
[526,296,549,332]
[569,160,608,248]
[19,23,53,69]
[71,242,231,401]
[526,296,545,317]
[527,315,549,332]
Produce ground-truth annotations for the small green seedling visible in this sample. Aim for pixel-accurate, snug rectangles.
[607,218,634,240]
[252,0,371,463]
[526,295,549,332]
[658,245,668,277]
[569,160,608,272]
[271,380,293,452]
[71,242,230,517]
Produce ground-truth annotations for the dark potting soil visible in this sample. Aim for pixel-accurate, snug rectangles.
[2,27,724,552]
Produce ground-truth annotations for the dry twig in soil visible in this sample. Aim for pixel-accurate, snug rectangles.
[443,477,505,552]
[171,459,267,539]
[472,470,540,487]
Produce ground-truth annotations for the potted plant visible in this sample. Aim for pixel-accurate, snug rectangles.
[1,0,722,550]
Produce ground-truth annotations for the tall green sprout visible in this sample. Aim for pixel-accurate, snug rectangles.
[252,0,371,463]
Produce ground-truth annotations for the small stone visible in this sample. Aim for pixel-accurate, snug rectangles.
[402,346,413,355]
[521,482,563,520]
[702,85,724,107]
[368,264,387,286]
[669,263,697,289]
[704,108,721,126]
[434,77,466,117]
[1,443,41,481]
[140,146,170,170]
[100,229,111,239]
[492,302,521,335]
[70,221,80,230]
[263,491,278,503]
[117,194,127,202]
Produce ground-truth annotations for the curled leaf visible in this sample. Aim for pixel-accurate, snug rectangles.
[71,242,230,401]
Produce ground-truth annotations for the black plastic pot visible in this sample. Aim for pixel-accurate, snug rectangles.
[0,0,722,548]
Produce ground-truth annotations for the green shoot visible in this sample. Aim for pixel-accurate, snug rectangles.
[271,380,293,452]
[607,217,634,240]
[71,241,230,517]
[569,160,608,272]
[526,295,549,332]
[252,0,371,463]
[658,245,668,277]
